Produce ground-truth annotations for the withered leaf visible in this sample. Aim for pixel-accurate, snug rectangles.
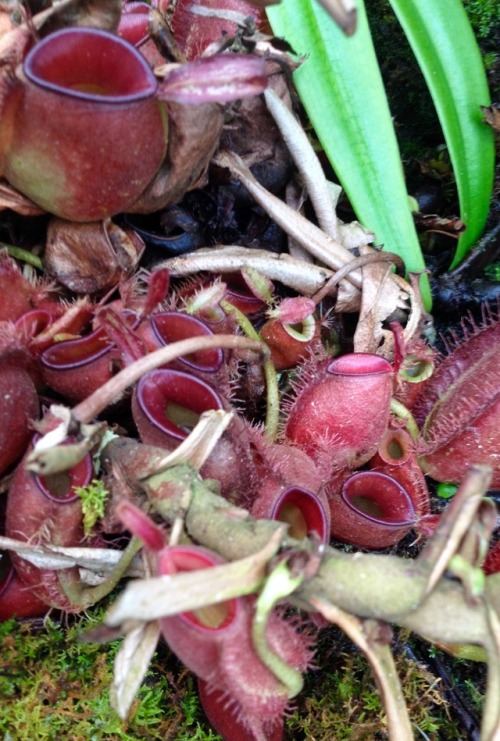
[414,212,465,235]
[43,218,144,294]
[315,0,357,36]
[481,104,500,132]
[110,621,161,720]
[353,245,403,357]
[127,101,224,214]
[0,179,44,216]
[31,0,122,36]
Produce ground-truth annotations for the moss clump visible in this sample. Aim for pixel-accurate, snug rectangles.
[0,610,484,739]
[283,628,468,740]
[74,478,109,536]
[0,613,220,740]
[463,0,498,39]
[484,262,500,280]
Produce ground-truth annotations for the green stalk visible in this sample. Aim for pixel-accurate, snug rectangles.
[1,243,43,270]
[252,559,304,698]
[220,300,280,442]
[267,0,432,310]
[388,0,495,268]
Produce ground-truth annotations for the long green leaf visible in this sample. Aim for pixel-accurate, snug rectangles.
[267,0,432,309]
[389,0,494,268]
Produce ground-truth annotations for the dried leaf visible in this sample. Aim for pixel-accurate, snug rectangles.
[482,104,500,132]
[310,598,413,741]
[481,602,500,739]
[127,101,224,214]
[105,528,284,626]
[418,465,493,597]
[213,149,363,311]
[353,244,403,356]
[26,422,106,476]
[414,212,466,236]
[43,218,144,294]
[142,409,234,474]
[0,179,45,216]
[220,62,294,200]
[0,536,143,578]
[33,0,122,36]
[160,245,338,297]
[32,404,73,450]
[315,0,357,35]
[110,621,161,720]
[264,87,339,239]
[338,219,375,250]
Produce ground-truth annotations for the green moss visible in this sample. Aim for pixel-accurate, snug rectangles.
[283,629,466,740]
[463,0,498,39]
[484,261,500,280]
[0,612,220,741]
[0,612,483,739]
[463,0,499,98]
[74,479,109,536]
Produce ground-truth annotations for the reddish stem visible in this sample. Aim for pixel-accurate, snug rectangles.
[72,335,264,423]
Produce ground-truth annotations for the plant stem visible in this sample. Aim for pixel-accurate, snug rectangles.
[221,299,280,442]
[160,245,339,298]
[1,243,43,270]
[72,334,266,423]
[264,88,339,240]
[60,536,143,610]
[390,398,420,441]
[252,559,304,698]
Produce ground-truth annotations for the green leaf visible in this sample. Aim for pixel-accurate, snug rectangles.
[267,0,432,309]
[388,0,494,267]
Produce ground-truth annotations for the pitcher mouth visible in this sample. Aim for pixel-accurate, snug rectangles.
[23,27,158,103]
[341,471,415,527]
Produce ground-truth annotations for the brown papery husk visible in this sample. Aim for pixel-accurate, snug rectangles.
[127,100,223,214]
[44,218,145,294]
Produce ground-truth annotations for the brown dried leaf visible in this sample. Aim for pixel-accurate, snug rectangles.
[220,60,293,199]
[482,104,500,132]
[29,0,122,36]
[127,101,224,214]
[110,621,161,720]
[414,212,465,236]
[43,218,144,294]
[0,178,44,215]
[353,244,402,356]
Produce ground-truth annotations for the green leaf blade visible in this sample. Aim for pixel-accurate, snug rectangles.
[267,0,432,309]
[388,0,495,267]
